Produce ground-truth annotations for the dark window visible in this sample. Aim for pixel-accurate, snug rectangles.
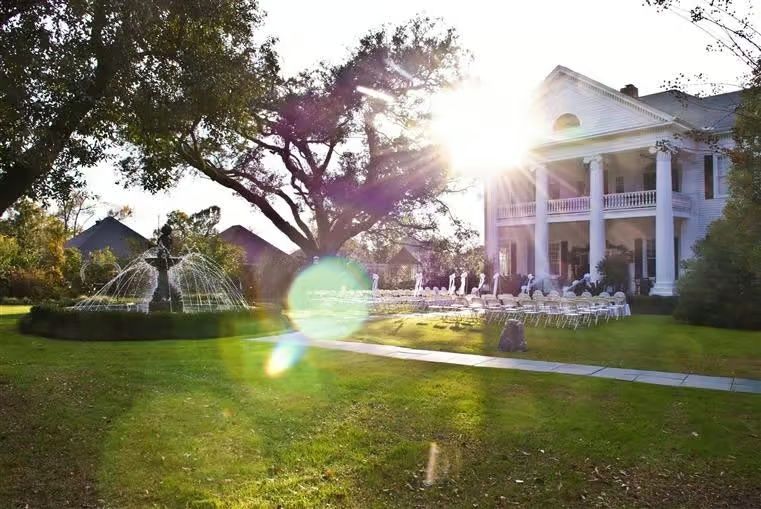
[553,113,580,131]
[560,241,568,279]
[548,180,560,199]
[646,239,656,277]
[576,180,585,196]
[704,155,714,199]
[643,172,656,191]
[634,239,643,279]
[672,167,680,192]
[603,169,609,194]
[615,176,625,193]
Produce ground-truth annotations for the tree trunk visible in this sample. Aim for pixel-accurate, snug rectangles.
[0,160,48,214]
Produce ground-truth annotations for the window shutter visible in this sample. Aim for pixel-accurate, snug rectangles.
[672,167,680,192]
[510,242,517,275]
[704,155,714,199]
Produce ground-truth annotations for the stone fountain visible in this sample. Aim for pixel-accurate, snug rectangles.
[144,224,183,312]
[73,223,248,313]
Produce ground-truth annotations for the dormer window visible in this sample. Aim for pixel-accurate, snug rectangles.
[553,113,580,131]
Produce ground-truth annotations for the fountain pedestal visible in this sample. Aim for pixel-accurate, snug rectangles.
[145,252,183,313]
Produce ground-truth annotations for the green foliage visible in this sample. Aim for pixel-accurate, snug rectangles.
[675,219,761,329]
[19,306,287,341]
[157,206,245,279]
[596,254,630,293]
[0,200,79,298]
[80,247,120,293]
[0,0,277,212]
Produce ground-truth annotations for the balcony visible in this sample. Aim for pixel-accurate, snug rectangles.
[496,190,692,220]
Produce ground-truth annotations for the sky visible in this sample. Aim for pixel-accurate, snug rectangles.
[82,0,748,251]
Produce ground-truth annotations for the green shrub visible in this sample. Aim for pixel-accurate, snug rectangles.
[19,306,288,340]
[673,219,761,329]
[630,295,679,315]
[596,254,631,293]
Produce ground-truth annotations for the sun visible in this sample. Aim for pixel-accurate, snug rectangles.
[430,82,539,176]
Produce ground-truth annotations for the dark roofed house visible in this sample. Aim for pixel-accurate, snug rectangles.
[387,240,434,280]
[219,225,288,266]
[66,216,150,260]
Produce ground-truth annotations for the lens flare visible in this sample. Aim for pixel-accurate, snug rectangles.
[424,442,440,486]
[430,82,539,175]
[265,337,306,377]
[287,257,370,341]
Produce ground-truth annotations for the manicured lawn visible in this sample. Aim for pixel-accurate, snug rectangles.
[355,315,761,379]
[1,306,760,507]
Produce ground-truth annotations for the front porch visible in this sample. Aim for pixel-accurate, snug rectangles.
[496,217,685,294]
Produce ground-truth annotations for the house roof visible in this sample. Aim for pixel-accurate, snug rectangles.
[536,65,743,138]
[538,65,680,124]
[65,216,150,259]
[219,225,288,265]
[638,89,742,132]
[387,246,421,266]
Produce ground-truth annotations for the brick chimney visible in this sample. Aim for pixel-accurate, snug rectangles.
[620,84,638,98]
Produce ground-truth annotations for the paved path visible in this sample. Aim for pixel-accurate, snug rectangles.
[251,332,761,394]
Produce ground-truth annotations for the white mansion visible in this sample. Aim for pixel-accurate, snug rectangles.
[484,66,741,296]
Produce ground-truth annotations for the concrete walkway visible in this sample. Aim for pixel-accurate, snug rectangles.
[251,332,761,394]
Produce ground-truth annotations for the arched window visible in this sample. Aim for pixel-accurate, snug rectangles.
[553,113,580,131]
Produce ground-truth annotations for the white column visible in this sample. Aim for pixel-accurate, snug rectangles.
[484,176,499,271]
[533,164,549,278]
[585,155,605,281]
[651,149,676,296]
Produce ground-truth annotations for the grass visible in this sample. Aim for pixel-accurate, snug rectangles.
[0,306,760,507]
[355,315,761,379]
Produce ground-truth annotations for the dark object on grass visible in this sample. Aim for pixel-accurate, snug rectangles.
[499,319,526,352]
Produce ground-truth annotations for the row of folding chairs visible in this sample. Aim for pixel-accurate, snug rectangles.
[474,293,629,329]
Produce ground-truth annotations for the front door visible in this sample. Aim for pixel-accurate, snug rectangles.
[569,245,589,281]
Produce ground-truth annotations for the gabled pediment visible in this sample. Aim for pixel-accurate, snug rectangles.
[529,66,680,145]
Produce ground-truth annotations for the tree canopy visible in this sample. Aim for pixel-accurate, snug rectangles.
[156,206,244,278]
[0,0,277,213]
[122,17,468,257]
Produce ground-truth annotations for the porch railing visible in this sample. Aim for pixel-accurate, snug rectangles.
[603,190,656,209]
[497,189,692,219]
[497,201,535,218]
[547,196,590,214]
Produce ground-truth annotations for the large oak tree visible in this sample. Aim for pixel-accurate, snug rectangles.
[122,17,468,257]
[0,0,277,214]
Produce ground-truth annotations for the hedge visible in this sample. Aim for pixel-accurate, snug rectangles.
[629,295,679,315]
[18,305,289,341]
